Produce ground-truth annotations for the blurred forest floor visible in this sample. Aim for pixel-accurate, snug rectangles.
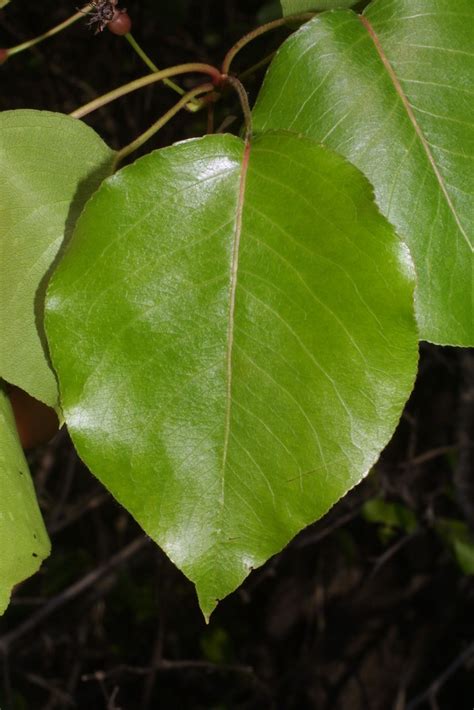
[0,1,473,708]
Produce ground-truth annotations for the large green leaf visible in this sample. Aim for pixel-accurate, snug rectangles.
[281,0,358,13]
[253,0,474,346]
[0,388,50,614]
[46,131,418,617]
[0,110,115,406]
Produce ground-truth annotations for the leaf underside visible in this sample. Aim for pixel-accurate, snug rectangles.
[0,110,115,406]
[0,389,50,614]
[255,0,474,346]
[46,131,418,617]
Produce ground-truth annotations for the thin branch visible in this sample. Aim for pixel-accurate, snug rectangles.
[454,352,474,529]
[406,641,474,709]
[0,536,149,654]
[5,5,93,57]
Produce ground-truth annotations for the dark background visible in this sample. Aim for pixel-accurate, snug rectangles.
[1,2,473,708]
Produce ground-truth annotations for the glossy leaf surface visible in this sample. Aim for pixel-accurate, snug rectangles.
[0,110,115,406]
[281,0,357,13]
[46,132,418,616]
[254,0,474,346]
[0,389,50,614]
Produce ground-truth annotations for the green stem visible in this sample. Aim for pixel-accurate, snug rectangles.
[124,33,202,112]
[124,32,161,74]
[6,4,92,57]
[69,63,222,119]
[114,83,214,167]
[221,12,315,75]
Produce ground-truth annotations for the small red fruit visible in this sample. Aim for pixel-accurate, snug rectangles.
[0,49,9,65]
[107,11,132,35]
[8,385,60,450]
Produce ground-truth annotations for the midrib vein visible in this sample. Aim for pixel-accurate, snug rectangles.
[220,139,252,501]
[360,15,472,253]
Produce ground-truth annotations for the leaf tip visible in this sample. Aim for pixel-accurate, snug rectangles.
[197,591,219,624]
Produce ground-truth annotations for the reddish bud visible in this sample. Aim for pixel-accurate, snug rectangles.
[0,49,9,65]
[107,11,132,35]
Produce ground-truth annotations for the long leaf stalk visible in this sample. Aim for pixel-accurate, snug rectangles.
[69,63,221,119]
[223,75,252,140]
[221,12,315,75]
[114,83,214,166]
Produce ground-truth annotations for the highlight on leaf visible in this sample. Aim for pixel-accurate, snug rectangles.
[45,131,418,617]
[255,0,474,347]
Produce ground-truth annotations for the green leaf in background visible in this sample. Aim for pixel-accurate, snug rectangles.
[436,518,474,575]
[0,0,10,8]
[0,388,50,614]
[258,1,282,24]
[363,498,418,539]
[0,110,116,407]
[46,131,418,617]
[281,0,358,14]
[253,0,474,346]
